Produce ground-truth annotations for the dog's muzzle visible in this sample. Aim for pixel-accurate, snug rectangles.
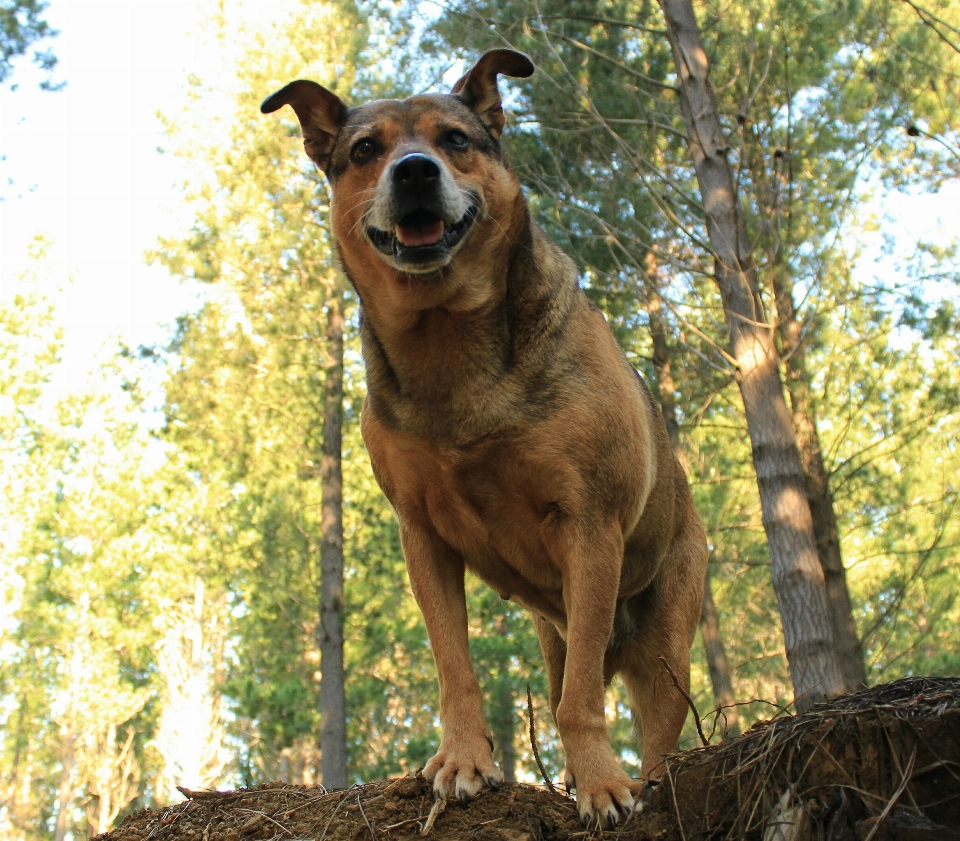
[367,204,479,266]
[365,153,480,269]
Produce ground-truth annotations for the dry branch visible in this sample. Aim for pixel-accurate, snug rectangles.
[527,684,557,793]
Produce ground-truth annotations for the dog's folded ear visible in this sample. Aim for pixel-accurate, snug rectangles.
[452,49,534,139]
[261,81,349,173]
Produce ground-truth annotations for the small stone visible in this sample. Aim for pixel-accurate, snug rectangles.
[240,816,263,834]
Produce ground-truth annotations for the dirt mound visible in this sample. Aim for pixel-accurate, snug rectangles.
[100,778,588,841]
[649,675,960,839]
[99,677,960,841]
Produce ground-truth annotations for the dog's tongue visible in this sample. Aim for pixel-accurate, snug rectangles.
[395,221,444,247]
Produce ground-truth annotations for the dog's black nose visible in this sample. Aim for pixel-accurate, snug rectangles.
[392,154,440,188]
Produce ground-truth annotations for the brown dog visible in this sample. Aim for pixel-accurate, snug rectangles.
[262,49,708,828]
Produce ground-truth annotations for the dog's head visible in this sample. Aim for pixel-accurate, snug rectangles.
[262,50,533,288]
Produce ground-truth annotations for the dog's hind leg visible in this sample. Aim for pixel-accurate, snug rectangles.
[619,622,695,783]
[620,507,706,783]
[534,615,565,721]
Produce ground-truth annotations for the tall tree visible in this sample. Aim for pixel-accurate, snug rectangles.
[656,0,844,710]
[156,0,404,788]
[318,281,347,788]
[773,265,867,691]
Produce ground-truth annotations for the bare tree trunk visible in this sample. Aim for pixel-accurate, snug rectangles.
[489,618,517,782]
[699,572,740,737]
[53,731,73,841]
[645,279,740,732]
[490,682,517,783]
[319,282,348,789]
[645,278,683,463]
[656,0,844,711]
[772,272,867,692]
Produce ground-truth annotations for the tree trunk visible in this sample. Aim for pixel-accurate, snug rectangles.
[699,572,740,737]
[772,272,867,692]
[319,282,347,788]
[645,278,739,733]
[489,618,517,782]
[490,681,517,783]
[53,731,74,841]
[656,0,844,712]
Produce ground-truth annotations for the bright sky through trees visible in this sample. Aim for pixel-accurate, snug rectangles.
[0,0,955,392]
[0,1,298,388]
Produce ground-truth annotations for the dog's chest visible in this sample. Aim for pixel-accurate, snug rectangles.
[365,419,567,612]
[420,446,564,595]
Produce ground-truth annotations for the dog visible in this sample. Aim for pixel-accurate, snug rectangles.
[262,49,708,828]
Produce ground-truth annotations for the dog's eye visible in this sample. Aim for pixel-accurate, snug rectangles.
[444,130,470,150]
[350,138,377,162]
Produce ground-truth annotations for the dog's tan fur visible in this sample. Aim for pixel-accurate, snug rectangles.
[263,50,708,827]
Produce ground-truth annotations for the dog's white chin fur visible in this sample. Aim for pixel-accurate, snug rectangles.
[376,252,452,274]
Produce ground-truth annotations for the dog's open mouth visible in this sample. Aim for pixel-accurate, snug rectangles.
[396,209,445,247]
[367,205,479,266]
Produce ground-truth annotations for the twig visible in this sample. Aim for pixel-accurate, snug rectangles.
[317,791,353,841]
[273,790,333,817]
[527,683,557,793]
[357,793,377,841]
[862,747,917,841]
[382,816,425,832]
[663,760,688,841]
[236,807,294,838]
[658,656,710,747]
[420,797,445,836]
[176,785,246,804]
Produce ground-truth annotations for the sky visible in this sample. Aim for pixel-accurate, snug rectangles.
[0,0,297,386]
[0,0,957,393]
[2,2,202,369]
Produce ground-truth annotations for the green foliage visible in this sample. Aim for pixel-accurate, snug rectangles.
[0,255,211,834]
[2,3,959,833]
[0,0,59,88]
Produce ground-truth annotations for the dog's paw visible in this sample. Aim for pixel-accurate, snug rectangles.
[423,735,503,803]
[570,765,643,829]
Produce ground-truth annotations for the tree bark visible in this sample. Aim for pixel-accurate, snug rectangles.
[319,282,347,788]
[699,572,740,736]
[53,731,74,841]
[489,618,517,782]
[772,271,867,692]
[645,279,739,733]
[490,681,517,783]
[656,0,844,711]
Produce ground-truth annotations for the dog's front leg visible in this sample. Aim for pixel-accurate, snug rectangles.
[555,524,643,828]
[401,523,503,801]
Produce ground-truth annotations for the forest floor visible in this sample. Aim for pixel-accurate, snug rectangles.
[98,677,960,841]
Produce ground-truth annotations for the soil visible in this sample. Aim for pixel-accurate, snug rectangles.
[98,677,960,841]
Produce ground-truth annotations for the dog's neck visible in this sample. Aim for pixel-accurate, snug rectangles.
[355,218,580,445]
